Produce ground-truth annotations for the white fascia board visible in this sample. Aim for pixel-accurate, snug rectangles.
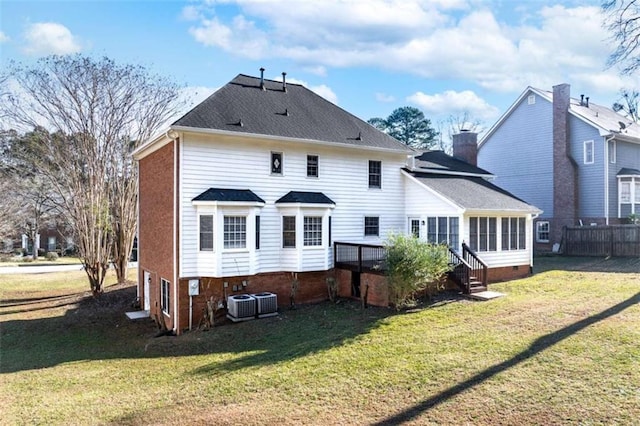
[191,200,265,207]
[275,203,336,209]
[133,130,174,160]
[401,169,465,213]
[171,125,414,155]
[464,207,543,216]
[408,167,494,179]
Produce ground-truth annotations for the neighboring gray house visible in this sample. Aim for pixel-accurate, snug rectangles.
[478,84,640,251]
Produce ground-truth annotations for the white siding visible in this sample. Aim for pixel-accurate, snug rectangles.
[180,132,408,277]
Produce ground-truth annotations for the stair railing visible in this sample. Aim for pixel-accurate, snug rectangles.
[461,243,488,288]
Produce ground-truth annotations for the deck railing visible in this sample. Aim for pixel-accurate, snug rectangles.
[334,242,387,274]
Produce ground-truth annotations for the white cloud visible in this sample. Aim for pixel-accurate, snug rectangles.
[0,31,9,43]
[185,1,618,98]
[375,92,395,103]
[408,90,500,121]
[23,22,82,56]
[286,77,338,104]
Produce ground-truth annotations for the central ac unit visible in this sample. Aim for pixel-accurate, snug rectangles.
[252,292,278,318]
[227,294,256,322]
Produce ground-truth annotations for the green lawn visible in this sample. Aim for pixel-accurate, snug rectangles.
[1,257,639,425]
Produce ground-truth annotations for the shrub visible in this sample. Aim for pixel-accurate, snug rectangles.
[46,252,59,261]
[385,233,451,309]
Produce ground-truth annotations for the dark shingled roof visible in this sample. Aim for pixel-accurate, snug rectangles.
[193,188,265,203]
[173,74,411,152]
[275,191,335,205]
[617,167,640,176]
[414,150,492,175]
[409,171,540,213]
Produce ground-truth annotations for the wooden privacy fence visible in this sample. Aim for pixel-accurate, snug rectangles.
[563,225,640,257]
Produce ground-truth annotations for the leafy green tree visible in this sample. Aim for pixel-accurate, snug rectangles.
[368,106,439,149]
[384,233,451,310]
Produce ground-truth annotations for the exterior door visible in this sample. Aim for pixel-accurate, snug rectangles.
[143,271,151,311]
[409,217,420,238]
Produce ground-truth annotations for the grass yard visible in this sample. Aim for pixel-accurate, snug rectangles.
[1,257,639,425]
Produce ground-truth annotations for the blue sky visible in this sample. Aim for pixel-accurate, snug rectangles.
[1,0,638,136]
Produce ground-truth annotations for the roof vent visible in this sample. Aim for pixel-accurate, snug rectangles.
[356,132,362,141]
[580,94,585,106]
[259,67,265,91]
[282,72,287,92]
[585,96,589,108]
[236,118,243,127]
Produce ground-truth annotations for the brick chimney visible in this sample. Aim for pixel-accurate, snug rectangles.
[552,83,579,244]
[452,130,478,166]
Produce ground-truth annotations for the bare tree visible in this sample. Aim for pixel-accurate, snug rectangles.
[2,55,183,294]
[613,88,640,122]
[433,112,485,154]
[603,0,640,75]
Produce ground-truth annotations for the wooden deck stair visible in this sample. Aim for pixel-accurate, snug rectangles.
[448,243,488,294]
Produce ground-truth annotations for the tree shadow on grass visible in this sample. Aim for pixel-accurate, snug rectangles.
[373,291,640,425]
[0,282,394,375]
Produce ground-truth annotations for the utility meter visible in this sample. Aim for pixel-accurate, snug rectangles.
[188,279,200,296]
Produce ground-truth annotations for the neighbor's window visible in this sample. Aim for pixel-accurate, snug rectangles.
[528,94,536,105]
[584,140,594,164]
[469,217,497,252]
[223,216,246,249]
[609,139,616,164]
[303,216,322,246]
[199,215,214,251]
[271,151,283,174]
[161,278,170,315]
[364,216,379,236]
[636,182,640,203]
[536,221,550,243]
[283,216,296,248]
[501,217,526,250]
[620,182,631,203]
[368,160,381,188]
[307,155,319,178]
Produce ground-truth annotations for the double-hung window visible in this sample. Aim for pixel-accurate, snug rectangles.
[283,216,296,248]
[223,216,246,249]
[364,216,379,236]
[368,160,381,188]
[584,140,594,164]
[426,217,459,248]
[536,221,550,243]
[303,216,322,246]
[199,215,214,251]
[307,155,319,178]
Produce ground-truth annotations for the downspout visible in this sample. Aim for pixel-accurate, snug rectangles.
[604,134,615,225]
[166,129,180,334]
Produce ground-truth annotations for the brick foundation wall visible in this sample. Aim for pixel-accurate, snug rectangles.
[177,270,331,333]
[487,264,532,282]
[138,140,175,331]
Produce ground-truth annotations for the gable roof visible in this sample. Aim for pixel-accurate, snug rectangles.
[275,191,335,205]
[192,188,265,204]
[172,74,412,153]
[413,150,493,176]
[407,170,541,213]
[480,85,640,147]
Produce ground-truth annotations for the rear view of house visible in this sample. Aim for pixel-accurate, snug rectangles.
[134,70,541,334]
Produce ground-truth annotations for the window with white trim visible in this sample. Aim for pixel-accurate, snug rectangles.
[283,216,296,248]
[368,160,381,188]
[620,182,631,203]
[199,215,214,251]
[636,182,640,203]
[364,216,379,236]
[161,278,170,315]
[271,151,283,175]
[255,216,260,250]
[609,140,616,164]
[303,216,322,246]
[584,140,594,164]
[469,217,497,252]
[528,94,536,105]
[409,218,420,238]
[501,217,526,250]
[536,221,550,243]
[307,155,318,177]
[223,216,246,249]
